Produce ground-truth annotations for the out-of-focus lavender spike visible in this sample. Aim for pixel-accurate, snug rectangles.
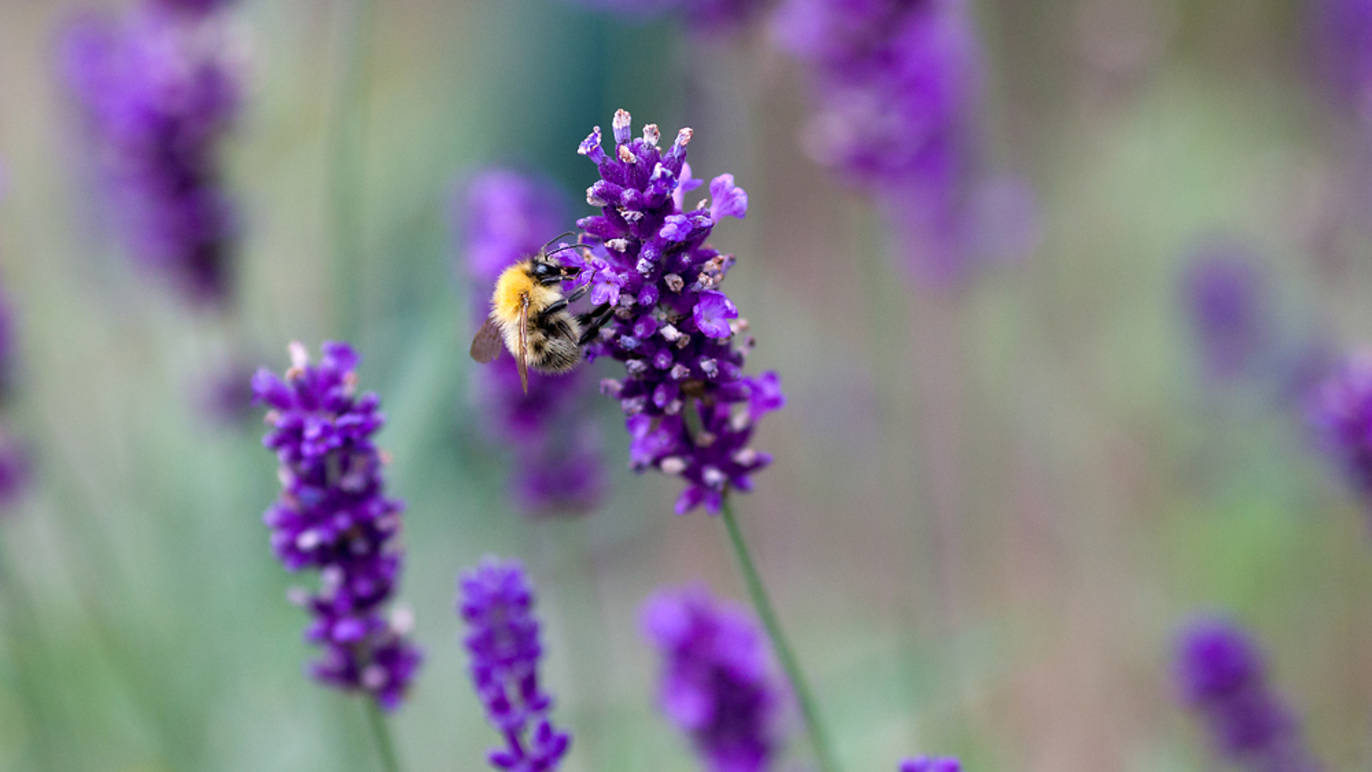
[456,169,608,516]
[643,586,783,771]
[1174,618,1321,771]
[61,3,242,306]
[1313,0,1372,120]
[774,0,1031,286]
[252,342,422,710]
[1180,238,1272,382]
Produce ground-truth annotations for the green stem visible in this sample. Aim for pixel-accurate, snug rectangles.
[329,0,375,342]
[0,541,63,771]
[719,497,840,772]
[363,699,402,772]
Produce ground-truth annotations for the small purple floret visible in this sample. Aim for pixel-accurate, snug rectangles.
[252,342,422,710]
[458,558,572,772]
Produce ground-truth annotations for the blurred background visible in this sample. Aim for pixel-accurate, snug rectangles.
[0,0,1370,769]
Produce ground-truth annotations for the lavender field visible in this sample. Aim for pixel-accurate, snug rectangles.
[0,0,1369,770]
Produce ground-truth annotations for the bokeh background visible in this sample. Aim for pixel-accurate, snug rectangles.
[0,0,1370,769]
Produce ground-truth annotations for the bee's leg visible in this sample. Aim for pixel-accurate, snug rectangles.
[577,303,614,344]
[538,284,591,319]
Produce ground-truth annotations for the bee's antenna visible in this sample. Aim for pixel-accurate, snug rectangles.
[543,243,592,259]
[537,230,578,254]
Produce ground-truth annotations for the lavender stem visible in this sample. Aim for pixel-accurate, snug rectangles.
[719,496,840,772]
[363,699,402,772]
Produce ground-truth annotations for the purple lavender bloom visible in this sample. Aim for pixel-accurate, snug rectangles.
[899,758,961,772]
[643,586,783,772]
[62,4,241,306]
[0,431,29,509]
[1313,0,1372,118]
[1308,350,1372,505]
[1180,239,1271,381]
[458,558,572,771]
[458,169,607,516]
[774,0,1010,284]
[252,342,422,710]
[569,110,784,514]
[1175,618,1320,771]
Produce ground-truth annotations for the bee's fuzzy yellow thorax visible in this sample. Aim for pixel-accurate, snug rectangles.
[492,260,559,324]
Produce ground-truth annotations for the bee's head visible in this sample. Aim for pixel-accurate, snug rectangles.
[530,246,584,285]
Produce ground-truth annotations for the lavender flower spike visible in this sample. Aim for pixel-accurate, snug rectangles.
[458,558,571,771]
[899,757,961,772]
[252,342,422,710]
[457,169,607,515]
[642,586,783,772]
[569,109,784,514]
[1174,618,1320,771]
[63,3,242,305]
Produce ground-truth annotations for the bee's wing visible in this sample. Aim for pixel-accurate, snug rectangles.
[469,317,503,363]
[517,294,530,394]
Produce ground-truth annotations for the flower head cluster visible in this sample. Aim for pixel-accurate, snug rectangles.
[642,586,783,772]
[569,110,784,514]
[1313,0,1372,118]
[458,558,571,771]
[1174,618,1320,771]
[1180,239,1271,381]
[774,0,1031,284]
[458,169,606,515]
[899,758,961,772]
[62,2,241,305]
[252,342,422,710]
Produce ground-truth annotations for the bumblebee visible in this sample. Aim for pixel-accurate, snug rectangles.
[469,241,613,393]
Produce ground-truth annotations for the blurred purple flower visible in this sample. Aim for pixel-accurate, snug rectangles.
[458,558,572,771]
[1308,350,1372,507]
[1180,239,1271,381]
[252,342,422,710]
[774,0,1031,285]
[0,431,29,509]
[196,357,257,424]
[1175,618,1320,771]
[643,586,783,772]
[1313,0,1372,119]
[570,110,784,514]
[62,3,241,306]
[899,758,961,772]
[457,169,607,516]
